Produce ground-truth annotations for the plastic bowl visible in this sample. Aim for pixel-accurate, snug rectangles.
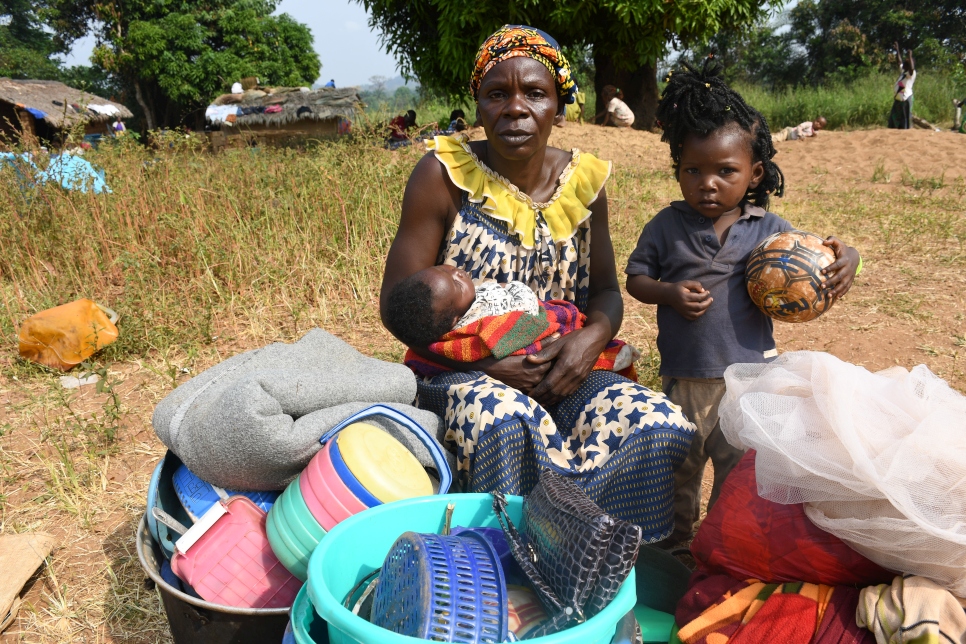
[267,476,327,581]
[147,450,195,560]
[300,448,358,531]
[335,423,433,503]
[306,494,636,644]
[328,439,383,508]
[291,584,331,643]
[303,444,370,518]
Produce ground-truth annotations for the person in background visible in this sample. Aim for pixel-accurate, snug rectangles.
[888,43,916,129]
[113,118,126,136]
[448,109,467,132]
[954,98,965,134]
[324,79,336,88]
[564,89,586,125]
[337,116,352,136]
[389,109,418,142]
[595,85,634,128]
[771,116,826,143]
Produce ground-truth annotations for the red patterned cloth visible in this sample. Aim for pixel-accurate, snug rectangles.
[405,299,637,381]
[675,572,874,644]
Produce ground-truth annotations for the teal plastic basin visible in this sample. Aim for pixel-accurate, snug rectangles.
[305,493,637,644]
[267,475,327,581]
[291,584,329,643]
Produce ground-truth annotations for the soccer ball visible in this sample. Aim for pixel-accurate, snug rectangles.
[746,231,836,323]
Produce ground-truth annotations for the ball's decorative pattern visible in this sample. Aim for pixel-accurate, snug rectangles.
[746,231,836,323]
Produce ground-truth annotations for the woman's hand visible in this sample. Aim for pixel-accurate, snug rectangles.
[482,340,558,393]
[525,327,609,407]
[822,237,860,299]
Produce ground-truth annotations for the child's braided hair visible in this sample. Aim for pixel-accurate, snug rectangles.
[656,54,784,208]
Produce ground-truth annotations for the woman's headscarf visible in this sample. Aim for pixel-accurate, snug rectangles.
[470,25,577,105]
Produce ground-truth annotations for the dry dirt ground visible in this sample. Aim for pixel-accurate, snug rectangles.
[1,126,964,642]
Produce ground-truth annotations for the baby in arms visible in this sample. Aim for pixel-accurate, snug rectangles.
[386,265,637,374]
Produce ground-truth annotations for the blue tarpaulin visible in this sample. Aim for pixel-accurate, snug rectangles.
[0,152,110,194]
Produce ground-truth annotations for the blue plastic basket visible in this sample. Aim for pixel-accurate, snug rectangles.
[450,527,517,582]
[371,530,508,643]
[327,437,383,508]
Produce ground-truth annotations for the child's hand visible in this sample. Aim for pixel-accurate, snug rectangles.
[822,237,860,299]
[669,281,713,320]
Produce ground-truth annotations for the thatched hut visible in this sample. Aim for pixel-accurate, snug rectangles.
[0,78,133,144]
[205,86,362,150]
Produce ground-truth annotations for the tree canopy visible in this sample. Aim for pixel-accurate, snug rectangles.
[357,0,774,129]
[693,0,966,89]
[0,0,63,79]
[45,0,321,129]
[790,0,965,81]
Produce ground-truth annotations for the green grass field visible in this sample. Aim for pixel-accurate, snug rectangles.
[2,132,963,379]
[737,72,966,130]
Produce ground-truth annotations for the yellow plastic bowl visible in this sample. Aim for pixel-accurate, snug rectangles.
[336,423,433,503]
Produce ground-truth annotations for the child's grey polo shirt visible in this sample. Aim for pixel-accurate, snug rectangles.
[625,200,794,379]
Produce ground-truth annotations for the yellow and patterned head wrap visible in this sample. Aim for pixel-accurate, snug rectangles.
[470,25,578,105]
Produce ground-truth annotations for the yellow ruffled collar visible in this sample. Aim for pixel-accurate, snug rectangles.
[427,133,611,248]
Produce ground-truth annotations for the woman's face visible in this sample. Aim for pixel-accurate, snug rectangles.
[476,56,561,161]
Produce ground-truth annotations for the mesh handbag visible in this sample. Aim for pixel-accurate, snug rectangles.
[492,469,642,638]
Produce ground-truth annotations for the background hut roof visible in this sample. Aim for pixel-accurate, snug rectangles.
[210,86,363,127]
[0,79,133,129]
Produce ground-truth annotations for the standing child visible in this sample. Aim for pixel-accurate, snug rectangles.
[888,43,916,129]
[624,58,861,546]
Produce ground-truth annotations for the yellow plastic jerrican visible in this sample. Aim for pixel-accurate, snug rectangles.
[336,423,433,503]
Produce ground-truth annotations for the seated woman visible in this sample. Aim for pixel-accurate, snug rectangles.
[379,25,695,541]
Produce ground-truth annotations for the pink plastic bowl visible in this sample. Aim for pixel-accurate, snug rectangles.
[300,443,367,531]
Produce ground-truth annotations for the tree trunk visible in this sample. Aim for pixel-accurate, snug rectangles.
[593,50,660,131]
[133,79,156,131]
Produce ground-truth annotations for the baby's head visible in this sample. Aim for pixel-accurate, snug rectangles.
[386,265,476,347]
[656,56,784,211]
[813,116,827,131]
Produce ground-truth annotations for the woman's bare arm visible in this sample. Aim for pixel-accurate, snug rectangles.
[380,152,553,392]
[379,152,458,321]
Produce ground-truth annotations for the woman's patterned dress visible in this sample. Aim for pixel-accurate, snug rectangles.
[413,135,694,541]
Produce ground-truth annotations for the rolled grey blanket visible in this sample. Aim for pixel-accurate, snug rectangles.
[152,329,450,490]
